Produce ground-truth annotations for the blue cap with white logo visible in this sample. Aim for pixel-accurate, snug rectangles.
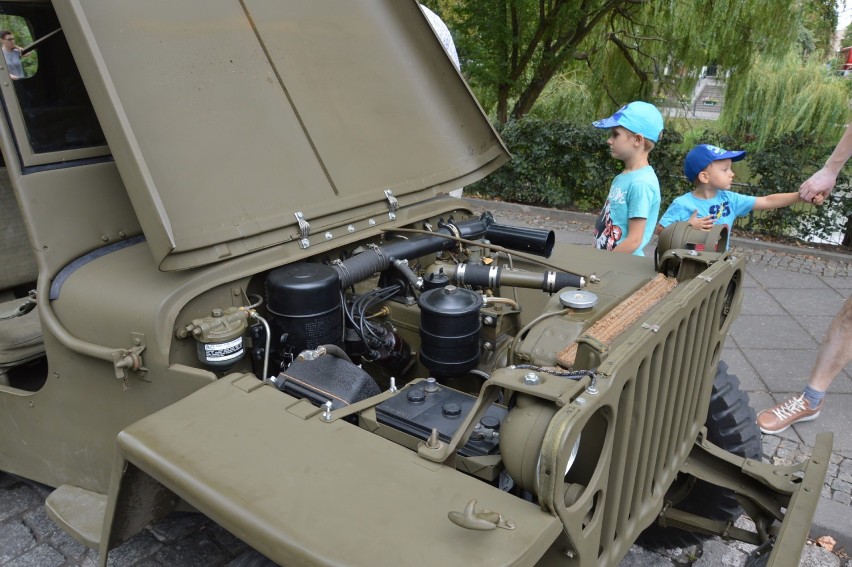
[683,144,746,182]
[593,101,664,143]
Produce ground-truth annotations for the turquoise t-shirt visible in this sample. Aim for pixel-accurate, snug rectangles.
[658,190,756,249]
[594,165,660,256]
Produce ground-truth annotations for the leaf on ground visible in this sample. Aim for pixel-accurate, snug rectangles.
[815,535,836,551]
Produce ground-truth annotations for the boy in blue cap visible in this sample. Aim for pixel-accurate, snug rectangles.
[657,144,809,248]
[593,101,665,256]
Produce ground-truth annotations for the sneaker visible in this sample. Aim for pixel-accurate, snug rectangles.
[757,395,823,435]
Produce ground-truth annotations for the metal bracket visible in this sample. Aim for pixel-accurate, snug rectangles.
[384,189,398,220]
[112,335,147,390]
[294,212,311,249]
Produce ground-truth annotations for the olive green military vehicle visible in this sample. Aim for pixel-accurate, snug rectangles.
[0,1,832,566]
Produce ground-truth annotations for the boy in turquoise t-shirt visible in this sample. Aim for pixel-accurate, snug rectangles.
[592,101,664,256]
[657,144,807,248]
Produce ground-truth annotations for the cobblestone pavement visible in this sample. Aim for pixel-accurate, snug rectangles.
[2,202,849,567]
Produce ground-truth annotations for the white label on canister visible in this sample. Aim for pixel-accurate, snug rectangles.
[204,337,244,361]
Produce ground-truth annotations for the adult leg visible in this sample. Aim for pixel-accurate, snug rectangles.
[807,296,852,391]
[757,296,851,434]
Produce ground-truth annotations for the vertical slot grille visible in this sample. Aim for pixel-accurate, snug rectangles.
[599,282,724,552]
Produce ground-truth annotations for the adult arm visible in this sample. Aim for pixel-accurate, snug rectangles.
[800,122,852,202]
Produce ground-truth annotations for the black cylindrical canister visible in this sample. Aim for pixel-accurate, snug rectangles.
[418,286,483,376]
[266,263,342,354]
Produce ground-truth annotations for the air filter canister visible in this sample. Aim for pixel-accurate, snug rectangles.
[266,263,342,354]
[418,285,483,376]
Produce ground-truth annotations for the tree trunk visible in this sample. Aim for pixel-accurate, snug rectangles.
[496,84,510,123]
[842,214,852,247]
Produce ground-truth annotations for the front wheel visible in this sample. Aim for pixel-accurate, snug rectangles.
[638,360,762,548]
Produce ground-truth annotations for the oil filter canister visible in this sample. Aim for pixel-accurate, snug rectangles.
[418,285,483,376]
[266,263,342,355]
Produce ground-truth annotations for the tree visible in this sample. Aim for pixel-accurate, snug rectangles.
[799,0,839,59]
[720,52,850,148]
[433,0,803,122]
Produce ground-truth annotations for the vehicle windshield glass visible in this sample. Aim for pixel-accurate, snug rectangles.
[2,6,105,154]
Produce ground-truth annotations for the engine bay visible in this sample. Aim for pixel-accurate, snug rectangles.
[173,211,611,492]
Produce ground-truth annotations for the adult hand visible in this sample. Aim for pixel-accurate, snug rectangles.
[799,167,836,203]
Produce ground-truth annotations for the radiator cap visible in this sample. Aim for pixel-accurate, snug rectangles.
[559,290,598,309]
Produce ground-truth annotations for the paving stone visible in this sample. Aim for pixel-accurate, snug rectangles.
[21,505,57,540]
[4,543,65,567]
[226,550,278,567]
[831,491,851,505]
[203,523,250,557]
[692,539,747,566]
[0,521,36,564]
[827,462,839,478]
[766,288,846,317]
[49,527,90,561]
[104,530,162,567]
[618,544,676,566]
[799,543,841,566]
[152,531,227,567]
[832,478,852,494]
[148,512,208,545]
[78,549,100,567]
[0,485,44,523]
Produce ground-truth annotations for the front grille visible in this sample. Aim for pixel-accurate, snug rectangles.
[546,258,743,566]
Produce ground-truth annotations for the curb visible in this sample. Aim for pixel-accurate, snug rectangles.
[463,197,852,264]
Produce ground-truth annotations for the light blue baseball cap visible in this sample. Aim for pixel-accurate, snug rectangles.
[593,101,665,143]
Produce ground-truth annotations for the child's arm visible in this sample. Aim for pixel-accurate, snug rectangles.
[753,192,801,211]
[612,218,646,254]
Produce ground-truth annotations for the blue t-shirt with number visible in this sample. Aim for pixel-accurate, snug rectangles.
[594,165,660,256]
[658,190,756,249]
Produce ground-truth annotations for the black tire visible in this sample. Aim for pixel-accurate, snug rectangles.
[638,360,762,549]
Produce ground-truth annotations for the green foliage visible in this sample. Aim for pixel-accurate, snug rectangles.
[437,0,801,123]
[799,0,838,59]
[745,134,852,243]
[467,118,686,212]
[721,52,850,148]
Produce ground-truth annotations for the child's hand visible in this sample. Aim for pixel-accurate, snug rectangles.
[812,194,825,206]
[688,210,714,231]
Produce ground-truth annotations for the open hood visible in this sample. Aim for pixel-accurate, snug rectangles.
[56,0,508,270]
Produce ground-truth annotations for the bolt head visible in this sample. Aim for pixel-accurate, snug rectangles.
[523,372,541,385]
